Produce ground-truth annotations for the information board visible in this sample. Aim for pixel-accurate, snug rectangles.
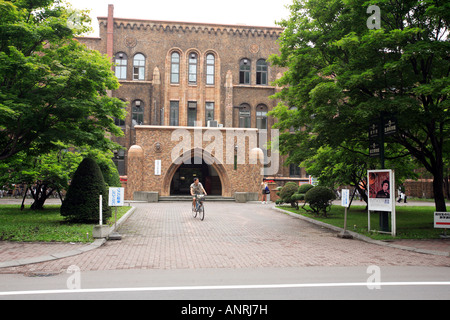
[434,212,450,229]
[341,189,350,208]
[108,187,124,207]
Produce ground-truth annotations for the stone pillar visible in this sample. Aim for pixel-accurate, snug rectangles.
[126,145,144,200]
[152,67,161,125]
[224,70,233,128]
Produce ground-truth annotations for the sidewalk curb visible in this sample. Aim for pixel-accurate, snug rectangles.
[272,206,450,258]
[0,239,106,269]
[0,207,136,269]
[109,206,136,235]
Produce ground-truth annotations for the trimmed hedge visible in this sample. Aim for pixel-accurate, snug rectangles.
[60,158,111,223]
[279,182,299,208]
[303,186,336,217]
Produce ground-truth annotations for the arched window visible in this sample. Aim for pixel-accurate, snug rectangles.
[171,52,180,84]
[206,53,215,85]
[256,104,268,129]
[133,53,145,80]
[188,52,198,84]
[115,52,127,80]
[239,59,251,84]
[239,104,251,128]
[132,100,144,127]
[256,59,268,85]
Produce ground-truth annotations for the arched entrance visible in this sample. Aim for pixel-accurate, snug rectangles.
[170,156,222,195]
[162,148,231,197]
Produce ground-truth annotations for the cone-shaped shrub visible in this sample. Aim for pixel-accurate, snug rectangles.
[61,158,111,223]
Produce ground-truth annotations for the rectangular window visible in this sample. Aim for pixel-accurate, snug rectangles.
[171,65,179,83]
[256,110,268,129]
[133,67,145,80]
[115,66,126,80]
[239,110,251,128]
[170,101,179,126]
[205,102,214,123]
[206,66,214,85]
[256,60,268,85]
[289,164,301,177]
[188,102,197,126]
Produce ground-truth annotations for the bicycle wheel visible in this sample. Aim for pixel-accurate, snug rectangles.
[199,203,205,221]
[192,202,198,218]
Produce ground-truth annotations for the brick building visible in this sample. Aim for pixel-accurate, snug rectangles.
[78,5,309,200]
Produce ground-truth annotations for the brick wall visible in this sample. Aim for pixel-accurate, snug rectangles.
[126,126,264,199]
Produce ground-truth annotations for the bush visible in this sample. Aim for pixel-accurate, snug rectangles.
[298,184,314,194]
[98,157,122,188]
[60,158,111,223]
[291,193,304,202]
[279,182,300,208]
[303,186,336,217]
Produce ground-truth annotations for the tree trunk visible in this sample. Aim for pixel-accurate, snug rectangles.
[20,187,28,211]
[433,175,447,212]
[30,184,51,210]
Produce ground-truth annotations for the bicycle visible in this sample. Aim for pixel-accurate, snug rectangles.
[192,194,205,221]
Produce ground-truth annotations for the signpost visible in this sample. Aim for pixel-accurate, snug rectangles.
[108,187,124,240]
[93,194,108,239]
[337,189,353,239]
[368,114,397,233]
[308,176,318,186]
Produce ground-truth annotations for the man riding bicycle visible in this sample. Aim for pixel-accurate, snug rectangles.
[190,177,207,208]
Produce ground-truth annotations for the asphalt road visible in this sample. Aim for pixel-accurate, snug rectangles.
[1,266,449,301]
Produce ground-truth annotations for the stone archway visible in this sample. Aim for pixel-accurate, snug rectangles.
[162,148,231,197]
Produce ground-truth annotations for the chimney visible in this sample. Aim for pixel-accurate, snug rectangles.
[106,4,114,61]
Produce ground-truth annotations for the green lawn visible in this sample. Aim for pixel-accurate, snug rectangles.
[278,204,445,240]
[0,205,131,243]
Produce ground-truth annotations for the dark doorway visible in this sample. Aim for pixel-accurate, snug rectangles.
[170,156,222,196]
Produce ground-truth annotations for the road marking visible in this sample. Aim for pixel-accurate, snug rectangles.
[0,282,449,296]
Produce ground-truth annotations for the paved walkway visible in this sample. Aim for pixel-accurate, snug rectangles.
[0,202,449,274]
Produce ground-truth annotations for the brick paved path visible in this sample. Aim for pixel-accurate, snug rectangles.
[1,202,449,274]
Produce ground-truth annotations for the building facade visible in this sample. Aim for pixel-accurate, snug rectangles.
[78,5,309,199]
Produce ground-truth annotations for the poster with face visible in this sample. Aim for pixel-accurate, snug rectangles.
[368,170,394,212]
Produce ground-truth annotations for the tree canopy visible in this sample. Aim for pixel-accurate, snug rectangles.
[0,0,126,160]
[270,0,449,211]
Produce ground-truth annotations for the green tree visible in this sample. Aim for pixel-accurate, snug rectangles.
[60,157,111,223]
[270,0,449,211]
[0,0,126,160]
[0,143,122,210]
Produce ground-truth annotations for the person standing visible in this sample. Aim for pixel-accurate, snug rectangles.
[261,180,270,204]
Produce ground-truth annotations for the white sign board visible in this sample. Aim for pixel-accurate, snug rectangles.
[155,160,161,176]
[341,189,350,208]
[434,212,450,229]
[108,187,124,207]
